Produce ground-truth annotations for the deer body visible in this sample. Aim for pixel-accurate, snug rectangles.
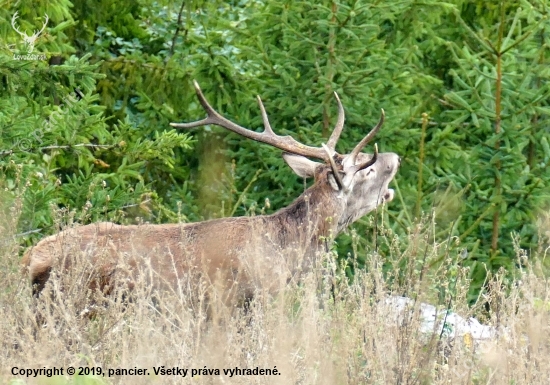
[23,81,400,305]
[25,182,336,300]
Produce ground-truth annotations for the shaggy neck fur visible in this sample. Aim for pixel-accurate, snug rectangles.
[268,177,343,256]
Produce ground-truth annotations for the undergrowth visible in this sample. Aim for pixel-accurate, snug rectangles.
[1,187,549,385]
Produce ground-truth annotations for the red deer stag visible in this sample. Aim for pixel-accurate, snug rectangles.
[22,81,400,306]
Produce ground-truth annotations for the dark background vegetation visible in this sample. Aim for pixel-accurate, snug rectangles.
[1,0,549,304]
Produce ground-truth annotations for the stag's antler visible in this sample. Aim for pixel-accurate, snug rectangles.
[171,81,337,162]
[349,110,384,171]
[171,81,384,189]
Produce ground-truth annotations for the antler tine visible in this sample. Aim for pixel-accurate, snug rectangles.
[355,143,378,172]
[322,143,344,190]
[170,80,221,128]
[349,109,385,165]
[171,81,330,161]
[256,95,275,135]
[326,91,345,151]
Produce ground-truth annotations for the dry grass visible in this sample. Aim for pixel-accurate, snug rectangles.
[1,203,550,385]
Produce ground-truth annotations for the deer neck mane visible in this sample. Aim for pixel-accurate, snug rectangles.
[269,181,344,249]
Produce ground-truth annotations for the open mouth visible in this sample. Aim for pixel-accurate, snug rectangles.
[383,189,395,203]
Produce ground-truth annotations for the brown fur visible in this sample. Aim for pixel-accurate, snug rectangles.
[23,151,400,306]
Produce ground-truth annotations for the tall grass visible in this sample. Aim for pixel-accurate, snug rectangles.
[1,192,549,385]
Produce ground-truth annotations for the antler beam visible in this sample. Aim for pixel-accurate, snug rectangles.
[171,81,384,181]
[171,81,333,162]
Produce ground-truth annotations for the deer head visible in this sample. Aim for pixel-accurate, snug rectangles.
[11,12,49,54]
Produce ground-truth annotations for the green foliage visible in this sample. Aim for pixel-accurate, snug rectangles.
[0,1,194,242]
[1,0,549,303]
[431,1,550,300]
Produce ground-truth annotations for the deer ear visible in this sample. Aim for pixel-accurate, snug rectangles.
[282,153,319,178]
